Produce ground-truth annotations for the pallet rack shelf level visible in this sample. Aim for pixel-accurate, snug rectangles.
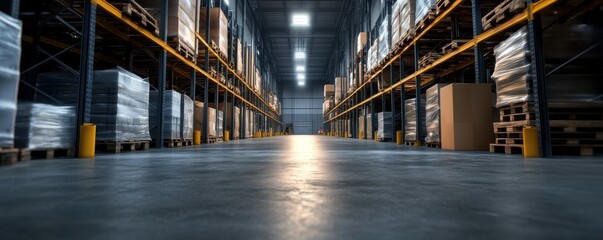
[324,0,558,124]
[94,0,283,125]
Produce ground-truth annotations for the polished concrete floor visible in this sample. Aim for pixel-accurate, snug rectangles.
[0,135,602,239]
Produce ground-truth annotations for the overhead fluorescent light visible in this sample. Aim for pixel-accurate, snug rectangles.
[298,81,305,86]
[224,0,229,6]
[297,74,305,80]
[291,14,309,27]
[294,52,306,59]
[296,66,305,72]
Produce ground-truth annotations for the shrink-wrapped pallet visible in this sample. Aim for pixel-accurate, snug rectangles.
[15,103,75,150]
[181,94,194,140]
[357,32,367,55]
[199,7,228,57]
[415,0,436,25]
[425,84,447,143]
[377,112,393,139]
[150,90,181,140]
[491,27,531,107]
[36,67,152,141]
[0,12,21,147]
[404,96,427,141]
[400,0,416,40]
[378,17,390,62]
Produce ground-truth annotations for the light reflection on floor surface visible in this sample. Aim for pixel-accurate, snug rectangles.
[0,135,602,239]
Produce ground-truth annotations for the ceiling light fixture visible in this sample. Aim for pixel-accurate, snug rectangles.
[297,74,305,80]
[296,66,305,72]
[298,81,305,86]
[291,14,310,27]
[294,52,306,59]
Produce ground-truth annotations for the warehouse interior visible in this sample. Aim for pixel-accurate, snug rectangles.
[1,0,602,238]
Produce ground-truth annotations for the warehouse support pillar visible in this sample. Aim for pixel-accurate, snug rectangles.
[471,0,486,83]
[75,0,96,157]
[153,0,169,148]
[526,7,552,157]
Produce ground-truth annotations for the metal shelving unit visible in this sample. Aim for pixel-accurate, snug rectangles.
[15,0,284,152]
[323,0,566,157]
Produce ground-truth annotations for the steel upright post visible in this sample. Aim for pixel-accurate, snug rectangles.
[75,0,96,155]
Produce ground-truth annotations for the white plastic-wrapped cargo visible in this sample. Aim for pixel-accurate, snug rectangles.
[36,68,152,141]
[0,12,21,148]
[367,113,373,139]
[491,27,531,107]
[93,68,151,141]
[377,112,393,139]
[181,94,194,140]
[425,84,447,143]
[15,103,75,150]
[367,39,379,71]
[404,96,427,141]
[216,110,224,138]
[193,101,217,137]
[245,109,254,138]
[150,90,181,140]
[400,0,416,39]
[415,0,436,25]
[378,17,390,62]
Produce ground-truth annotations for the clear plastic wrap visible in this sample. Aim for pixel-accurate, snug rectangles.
[234,106,240,139]
[400,0,416,38]
[140,0,197,51]
[378,17,390,62]
[216,110,224,138]
[15,103,75,150]
[377,112,393,139]
[36,67,152,141]
[367,113,373,139]
[491,27,531,107]
[367,39,379,71]
[150,90,182,140]
[0,12,21,147]
[181,94,194,140]
[415,0,436,25]
[245,109,253,138]
[425,84,447,143]
[404,96,427,141]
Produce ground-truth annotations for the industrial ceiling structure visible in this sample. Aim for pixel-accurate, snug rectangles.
[253,0,351,84]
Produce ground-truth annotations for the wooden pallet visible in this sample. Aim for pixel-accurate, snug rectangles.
[152,139,184,148]
[207,136,217,144]
[552,145,603,156]
[426,142,441,148]
[376,138,392,142]
[419,52,441,68]
[435,0,451,15]
[21,148,74,160]
[181,139,193,146]
[441,39,470,55]
[499,102,535,116]
[495,138,523,145]
[500,112,536,122]
[96,141,150,154]
[489,143,523,154]
[404,141,420,146]
[113,1,160,36]
[415,9,437,31]
[0,147,20,166]
[482,0,526,31]
[168,37,196,61]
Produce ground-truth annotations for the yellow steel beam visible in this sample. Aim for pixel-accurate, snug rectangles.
[324,0,463,117]
[94,0,283,125]
[324,0,556,123]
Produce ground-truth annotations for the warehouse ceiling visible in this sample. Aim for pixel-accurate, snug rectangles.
[253,0,351,83]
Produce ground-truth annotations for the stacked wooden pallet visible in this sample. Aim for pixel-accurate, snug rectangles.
[114,0,160,36]
[97,140,150,154]
[441,39,470,55]
[482,0,526,31]
[419,52,441,68]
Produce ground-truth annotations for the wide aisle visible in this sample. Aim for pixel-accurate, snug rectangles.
[1,135,602,239]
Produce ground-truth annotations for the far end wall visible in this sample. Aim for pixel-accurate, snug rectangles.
[282,82,324,135]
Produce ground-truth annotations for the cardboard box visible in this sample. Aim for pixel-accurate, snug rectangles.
[324,84,335,97]
[440,83,494,151]
[199,8,228,57]
[357,32,367,54]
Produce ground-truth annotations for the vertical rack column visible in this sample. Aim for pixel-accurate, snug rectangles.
[75,0,96,154]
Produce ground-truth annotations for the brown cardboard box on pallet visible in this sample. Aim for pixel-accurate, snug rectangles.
[139,0,197,54]
[440,83,494,151]
[199,8,228,57]
[357,32,367,55]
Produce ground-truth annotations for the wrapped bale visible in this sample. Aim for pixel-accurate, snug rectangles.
[404,96,427,141]
[0,12,21,147]
[425,84,447,143]
[150,90,181,140]
[193,101,217,137]
[181,94,194,140]
[15,103,75,150]
[140,0,197,53]
[377,112,393,139]
[378,17,390,62]
[491,27,531,107]
[415,0,436,25]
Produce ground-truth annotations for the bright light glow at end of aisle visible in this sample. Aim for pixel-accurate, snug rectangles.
[298,81,305,86]
[295,52,306,59]
[297,74,305,80]
[296,66,305,72]
[291,14,309,27]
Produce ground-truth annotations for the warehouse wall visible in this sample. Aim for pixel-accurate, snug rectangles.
[282,82,324,135]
